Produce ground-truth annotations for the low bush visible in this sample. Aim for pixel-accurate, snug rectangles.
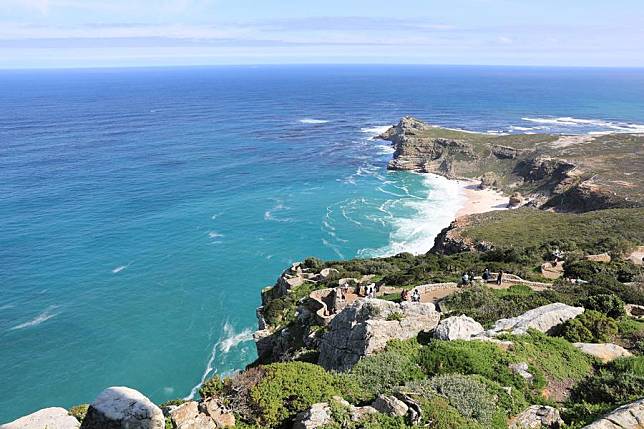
[510,331,593,384]
[419,339,521,388]
[417,395,484,429]
[571,356,644,405]
[429,374,498,426]
[199,375,224,399]
[557,311,618,343]
[348,339,424,401]
[580,294,626,318]
[249,362,340,428]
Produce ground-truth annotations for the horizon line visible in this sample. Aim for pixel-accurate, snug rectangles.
[2,62,644,72]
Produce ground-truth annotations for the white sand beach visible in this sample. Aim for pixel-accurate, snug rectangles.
[455,179,508,218]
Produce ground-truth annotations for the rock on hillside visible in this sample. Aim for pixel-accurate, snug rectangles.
[487,303,584,336]
[1,408,80,429]
[81,386,164,429]
[433,315,484,340]
[583,398,644,428]
[318,299,440,371]
[573,343,633,363]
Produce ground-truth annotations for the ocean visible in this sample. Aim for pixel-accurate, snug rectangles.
[1,65,644,420]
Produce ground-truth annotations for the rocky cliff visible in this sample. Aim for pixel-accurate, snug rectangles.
[379,116,644,213]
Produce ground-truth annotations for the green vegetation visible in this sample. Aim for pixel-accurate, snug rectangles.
[429,374,500,426]
[571,356,644,405]
[461,208,644,256]
[68,404,88,423]
[249,362,340,428]
[557,310,618,343]
[199,375,224,399]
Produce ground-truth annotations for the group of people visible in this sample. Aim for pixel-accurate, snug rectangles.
[400,288,421,302]
[463,268,504,286]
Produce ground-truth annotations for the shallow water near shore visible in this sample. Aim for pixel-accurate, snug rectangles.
[1,65,644,420]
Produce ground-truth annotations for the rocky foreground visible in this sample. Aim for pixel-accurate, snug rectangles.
[4,118,643,429]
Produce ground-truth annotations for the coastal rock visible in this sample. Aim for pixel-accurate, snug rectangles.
[433,315,484,340]
[318,299,440,371]
[1,408,80,429]
[169,401,216,429]
[479,172,499,189]
[510,405,563,428]
[293,403,332,429]
[487,303,584,336]
[573,343,633,363]
[372,395,408,417]
[81,386,164,429]
[583,398,644,428]
[201,399,235,428]
[509,192,524,208]
[492,145,524,160]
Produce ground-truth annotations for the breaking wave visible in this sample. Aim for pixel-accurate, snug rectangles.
[520,116,644,134]
[10,306,60,331]
[185,322,253,400]
[299,118,329,124]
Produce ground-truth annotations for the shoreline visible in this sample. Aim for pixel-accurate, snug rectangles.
[454,178,508,218]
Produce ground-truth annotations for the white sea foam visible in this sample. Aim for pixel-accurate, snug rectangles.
[360,174,464,257]
[112,265,127,274]
[521,116,644,133]
[264,202,294,223]
[185,322,253,400]
[0,304,15,310]
[375,144,396,155]
[360,125,393,136]
[208,231,224,239]
[10,306,60,331]
[299,118,329,124]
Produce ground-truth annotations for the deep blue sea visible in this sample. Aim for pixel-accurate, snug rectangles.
[1,65,644,421]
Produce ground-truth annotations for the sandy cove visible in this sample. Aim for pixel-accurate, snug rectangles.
[455,179,508,218]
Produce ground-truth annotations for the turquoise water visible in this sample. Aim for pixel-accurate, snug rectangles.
[1,65,644,420]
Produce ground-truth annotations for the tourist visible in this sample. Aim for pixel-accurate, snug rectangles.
[461,272,469,286]
[401,289,409,301]
[468,271,475,285]
[482,268,491,282]
[411,289,421,302]
[496,270,504,285]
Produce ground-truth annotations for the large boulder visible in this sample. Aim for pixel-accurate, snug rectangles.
[81,387,164,429]
[573,343,633,363]
[169,401,216,429]
[2,408,80,429]
[510,405,563,428]
[318,299,440,371]
[583,398,644,428]
[372,395,408,417]
[487,303,584,336]
[433,315,484,340]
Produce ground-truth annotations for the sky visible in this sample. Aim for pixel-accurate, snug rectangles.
[1,0,643,68]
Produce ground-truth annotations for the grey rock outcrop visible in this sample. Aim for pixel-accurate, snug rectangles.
[293,403,332,429]
[372,395,408,417]
[583,398,644,428]
[509,362,534,383]
[81,386,164,429]
[487,303,584,336]
[509,192,524,208]
[1,408,80,429]
[318,299,440,371]
[573,343,633,363]
[433,315,484,340]
[169,402,215,429]
[510,405,563,428]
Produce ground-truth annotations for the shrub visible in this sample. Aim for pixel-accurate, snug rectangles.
[579,294,626,318]
[429,374,498,425]
[249,362,340,428]
[510,330,593,383]
[303,257,324,270]
[419,340,521,388]
[348,339,424,400]
[386,311,404,321]
[199,375,224,399]
[557,311,618,343]
[418,395,484,429]
[571,356,644,405]
[68,404,88,423]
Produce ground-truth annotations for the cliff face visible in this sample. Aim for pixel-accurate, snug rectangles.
[380,117,644,213]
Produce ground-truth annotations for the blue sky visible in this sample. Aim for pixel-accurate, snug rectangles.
[1,0,643,68]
